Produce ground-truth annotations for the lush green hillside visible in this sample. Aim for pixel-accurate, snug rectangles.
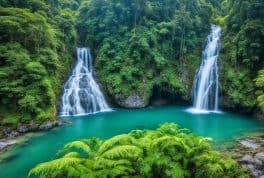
[0,0,263,132]
[75,0,264,116]
[0,0,78,129]
[219,0,264,115]
[29,123,248,178]
[77,0,217,107]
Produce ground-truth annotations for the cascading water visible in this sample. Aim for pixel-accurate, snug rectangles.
[60,48,110,116]
[190,25,221,113]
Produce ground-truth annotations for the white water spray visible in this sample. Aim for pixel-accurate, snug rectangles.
[190,25,221,113]
[60,48,110,116]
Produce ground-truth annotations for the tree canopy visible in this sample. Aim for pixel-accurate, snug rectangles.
[0,1,78,126]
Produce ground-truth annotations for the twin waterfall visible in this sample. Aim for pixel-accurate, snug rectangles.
[60,48,110,116]
[191,25,221,113]
[60,25,221,116]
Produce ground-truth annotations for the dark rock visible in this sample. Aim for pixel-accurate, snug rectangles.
[8,131,20,138]
[39,121,59,130]
[240,155,255,164]
[240,140,260,149]
[79,89,92,110]
[242,164,263,177]
[255,152,264,162]
[220,96,236,111]
[17,124,29,133]
[115,91,149,108]
[253,109,264,120]
[28,122,39,131]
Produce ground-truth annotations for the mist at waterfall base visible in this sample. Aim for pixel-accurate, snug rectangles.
[60,48,110,116]
[188,25,221,114]
[1,106,264,178]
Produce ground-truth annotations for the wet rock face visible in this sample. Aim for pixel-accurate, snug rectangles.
[38,121,59,131]
[240,140,260,149]
[240,153,264,178]
[0,120,72,151]
[79,89,92,109]
[219,97,264,120]
[114,91,149,108]
[0,120,70,140]
[254,109,264,120]
[0,140,16,150]
[225,134,264,178]
[255,152,264,162]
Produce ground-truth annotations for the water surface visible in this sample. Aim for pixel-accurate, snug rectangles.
[0,106,263,178]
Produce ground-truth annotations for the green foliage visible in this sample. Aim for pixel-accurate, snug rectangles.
[29,123,248,178]
[0,1,78,126]
[256,70,264,111]
[219,0,264,112]
[77,0,217,99]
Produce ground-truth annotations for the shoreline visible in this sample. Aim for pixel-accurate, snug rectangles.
[0,119,72,152]
[220,132,264,178]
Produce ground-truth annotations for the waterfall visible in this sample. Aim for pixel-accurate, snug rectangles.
[60,48,111,116]
[191,25,221,113]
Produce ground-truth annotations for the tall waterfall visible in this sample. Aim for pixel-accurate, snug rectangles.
[191,25,221,113]
[60,48,110,116]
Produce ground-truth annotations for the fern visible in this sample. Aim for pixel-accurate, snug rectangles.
[29,123,248,178]
[28,157,83,178]
[63,152,81,158]
[64,140,92,156]
[98,134,136,154]
[100,145,142,160]
[94,158,132,169]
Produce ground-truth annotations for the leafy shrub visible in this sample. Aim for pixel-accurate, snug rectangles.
[29,123,248,178]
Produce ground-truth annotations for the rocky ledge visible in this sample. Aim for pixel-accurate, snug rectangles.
[114,91,149,108]
[0,120,71,151]
[0,140,17,150]
[223,133,264,178]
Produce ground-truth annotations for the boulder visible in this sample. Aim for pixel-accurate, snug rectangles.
[115,91,149,108]
[8,131,20,138]
[240,140,260,149]
[39,121,59,130]
[255,152,264,162]
[17,124,29,133]
[240,155,262,166]
[0,140,16,150]
[242,164,263,178]
[28,122,39,131]
[240,155,255,164]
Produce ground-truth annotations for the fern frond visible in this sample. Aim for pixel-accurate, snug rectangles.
[157,123,179,135]
[63,151,81,158]
[28,157,82,177]
[166,163,188,178]
[98,134,135,154]
[101,145,142,160]
[94,158,132,169]
[64,140,91,155]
